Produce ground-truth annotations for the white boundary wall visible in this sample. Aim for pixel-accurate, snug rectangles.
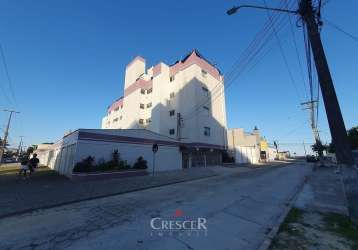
[39,129,182,177]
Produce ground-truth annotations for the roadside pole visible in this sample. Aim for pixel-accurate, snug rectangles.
[0,109,20,165]
[299,0,357,223]
[152,143,158,176]
[227,0,357,224]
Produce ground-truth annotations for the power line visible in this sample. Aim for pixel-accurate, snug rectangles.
[324,19,358,44]
[264,0,304,103]
[183,0,296,121]
[284,0,310,101]
[0,43,17,106]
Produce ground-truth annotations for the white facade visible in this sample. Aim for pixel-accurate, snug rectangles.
[37,129,182,177]
[102,50,227,150]
[227,127,277,164]
[227,128,262,164]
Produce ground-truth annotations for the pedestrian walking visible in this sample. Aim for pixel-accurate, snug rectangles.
[28,153,40,174]
[19,157,29,177]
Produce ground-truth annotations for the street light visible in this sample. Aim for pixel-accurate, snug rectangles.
[226,5,297,16]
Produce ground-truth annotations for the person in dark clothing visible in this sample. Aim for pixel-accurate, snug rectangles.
[19,157,29,177]
[28,153,40,174]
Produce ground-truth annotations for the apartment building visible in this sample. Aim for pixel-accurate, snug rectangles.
[102,50,227,166]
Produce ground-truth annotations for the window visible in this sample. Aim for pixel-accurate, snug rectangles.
[202,87,209,96]
[121,105,123,109]
[204,127,211,136]
[114,107,119,111]
[169,110,175,116]
[139,119,144,125]
[147,88,152,94]
[203,106,210,114]
[113,118,118,122]
[141,89,145,94]
[170,75,175,82]
[140,103,145,109]
[120,116,122,120]
[169,129,175,135]
[201,69,207,77]
[146,118,151,123]
[170,92,175,99]
[147,102,152,108]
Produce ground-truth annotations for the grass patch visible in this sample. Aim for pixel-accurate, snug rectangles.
[323,212,358,249]
[279,207,304,233]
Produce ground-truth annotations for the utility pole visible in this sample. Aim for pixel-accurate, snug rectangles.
[18,136,24,156]
[176,112,183,140]
[0,109,20,165]
[299,0,353,165]
[301,101,320,143]
[227,0,357,223]
[299,2,357,223]
[303,140,307,156]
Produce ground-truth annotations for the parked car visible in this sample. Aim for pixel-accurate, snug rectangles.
[1,158,16,163]
[306,155,318,162]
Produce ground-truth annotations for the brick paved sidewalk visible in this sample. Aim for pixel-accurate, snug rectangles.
[0,166,219,218]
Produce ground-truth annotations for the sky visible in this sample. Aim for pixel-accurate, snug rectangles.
[0,0,357,155]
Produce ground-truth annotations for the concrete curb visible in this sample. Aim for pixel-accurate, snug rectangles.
[0,173,218,220]
[257,168,311,250]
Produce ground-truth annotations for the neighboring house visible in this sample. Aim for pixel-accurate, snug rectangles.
[227,127,276,164]
[38,129,182,177]
[102,49,228,166]
[34,143,54,166]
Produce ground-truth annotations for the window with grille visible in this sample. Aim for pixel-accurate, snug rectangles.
[204,127,210,136]
[169,129,175,135]
[201,69,207,77]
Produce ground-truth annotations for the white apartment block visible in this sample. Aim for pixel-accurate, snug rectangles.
[102,50,227,166]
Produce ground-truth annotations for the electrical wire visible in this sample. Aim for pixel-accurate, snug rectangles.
[182,0,297,121]
[284,0,310,101]
[263,0,304,103]
[0,43,17,107]
[324,19,358,44]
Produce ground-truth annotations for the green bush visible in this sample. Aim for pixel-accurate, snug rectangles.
[73,152,136,173]
[133,156,148,169]
[73,156,95,172]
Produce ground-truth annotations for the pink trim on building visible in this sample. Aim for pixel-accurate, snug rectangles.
[107,50,222,112]
[124,78,153,97]
[108,97,124,112]
[169,51,222,81]
[152,63,162,77]
[126,56,145,69]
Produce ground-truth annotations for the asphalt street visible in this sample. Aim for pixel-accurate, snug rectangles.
[0,162,311,250]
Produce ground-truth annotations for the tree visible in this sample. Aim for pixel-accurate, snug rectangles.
[347,126,358,150]
[327,142,335,153]
[26,146,34,155]
[328,126,358,153]
[311,140,327,156]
